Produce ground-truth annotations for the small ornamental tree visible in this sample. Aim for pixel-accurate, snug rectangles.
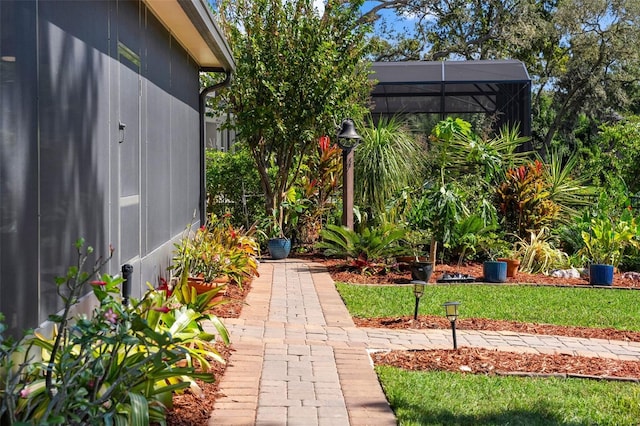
[215,0,372,234]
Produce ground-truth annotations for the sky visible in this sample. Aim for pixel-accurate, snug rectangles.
[313,1,414,37]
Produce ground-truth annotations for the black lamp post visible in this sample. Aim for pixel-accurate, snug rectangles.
[336,119,361,230]
[442,301,461,349]
[411,280,426,320]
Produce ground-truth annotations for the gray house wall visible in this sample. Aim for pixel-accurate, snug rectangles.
[0,0,208,334]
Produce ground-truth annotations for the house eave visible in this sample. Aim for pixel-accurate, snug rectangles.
[143,0,235,71]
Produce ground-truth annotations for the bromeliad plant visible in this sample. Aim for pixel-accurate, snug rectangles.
[0,240,229,425]
[171,214,260,287]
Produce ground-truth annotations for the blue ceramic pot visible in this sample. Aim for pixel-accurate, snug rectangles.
[268,238,291,260]
[483,261,507,283]
[589,264,614,286]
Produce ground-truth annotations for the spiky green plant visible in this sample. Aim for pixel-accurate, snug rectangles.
[513,228,570,274]
[355,115,427,221]
[315,224,406,273]
[539,148,596,222]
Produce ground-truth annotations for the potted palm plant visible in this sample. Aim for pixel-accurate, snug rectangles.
[266,207,291,260]
[397,230,432,281]
[579,215,640,285]
[398,230,430,263]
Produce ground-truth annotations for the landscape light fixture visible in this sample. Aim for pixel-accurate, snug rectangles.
[336,119,361,230]
[411,280,426,320]
[442,301,461,349]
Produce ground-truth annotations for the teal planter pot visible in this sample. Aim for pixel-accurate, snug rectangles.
[589,264,614,286]
[268,238,291,260]
[483,261,507,283]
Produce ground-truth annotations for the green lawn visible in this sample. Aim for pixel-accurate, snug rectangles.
[335,283,640,331]
[340,282,640,425]
[377,366,640,426]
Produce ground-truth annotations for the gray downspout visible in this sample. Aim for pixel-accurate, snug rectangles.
[199,69,232,226]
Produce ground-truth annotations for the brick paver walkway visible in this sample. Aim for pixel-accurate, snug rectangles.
[206,259,640,425]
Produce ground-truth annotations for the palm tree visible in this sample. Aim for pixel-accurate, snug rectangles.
[355,115,427,222]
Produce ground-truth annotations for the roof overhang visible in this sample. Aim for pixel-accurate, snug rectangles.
[144,0,235,71]
[371,60,530,84]
[369,60,531,115]
[369,60,532,136]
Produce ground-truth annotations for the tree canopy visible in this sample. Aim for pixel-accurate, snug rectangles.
[214,0,373,227]
[366,0,640,150]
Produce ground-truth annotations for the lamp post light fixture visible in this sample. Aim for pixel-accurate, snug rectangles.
[411,280,426,320]
[336,119,361,230]
[442,301,461,349]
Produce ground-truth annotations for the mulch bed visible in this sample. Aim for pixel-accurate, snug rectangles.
[165,280,251,426]
[372,347,640,381]
[322,258,640,288]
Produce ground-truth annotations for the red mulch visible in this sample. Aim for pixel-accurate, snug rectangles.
[322,258,640,288]
[166,258,640,425]
[165,280,251,426]
[372,347,640,380]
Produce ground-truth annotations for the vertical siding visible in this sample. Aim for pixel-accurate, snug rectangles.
[0,0,203,333]
[0,0,40,333]
[38,0,112,317]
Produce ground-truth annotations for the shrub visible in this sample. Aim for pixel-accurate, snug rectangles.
[0,241,229,425]
[497,160,560,239]
[171,214,260,287]
[205,145,264,228]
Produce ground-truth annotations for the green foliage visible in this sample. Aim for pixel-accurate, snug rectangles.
[428,114,529,188]
[449,214,496,264]
[410,118,530,262]
[355,115,427,222]
[429,117,474,188]
[579,213,640,267]
[556,217,591,257]
[409,183,469,249]
[205,145,264,228]
[0,241,229,425]
[402,229,431,260]
[586,115,640,194]
[171,214,260,286]
[216,0,372,223]
[316,224,406,273]
[539,148,596,222]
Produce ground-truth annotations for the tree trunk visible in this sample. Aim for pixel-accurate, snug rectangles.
[429,239,438,271]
